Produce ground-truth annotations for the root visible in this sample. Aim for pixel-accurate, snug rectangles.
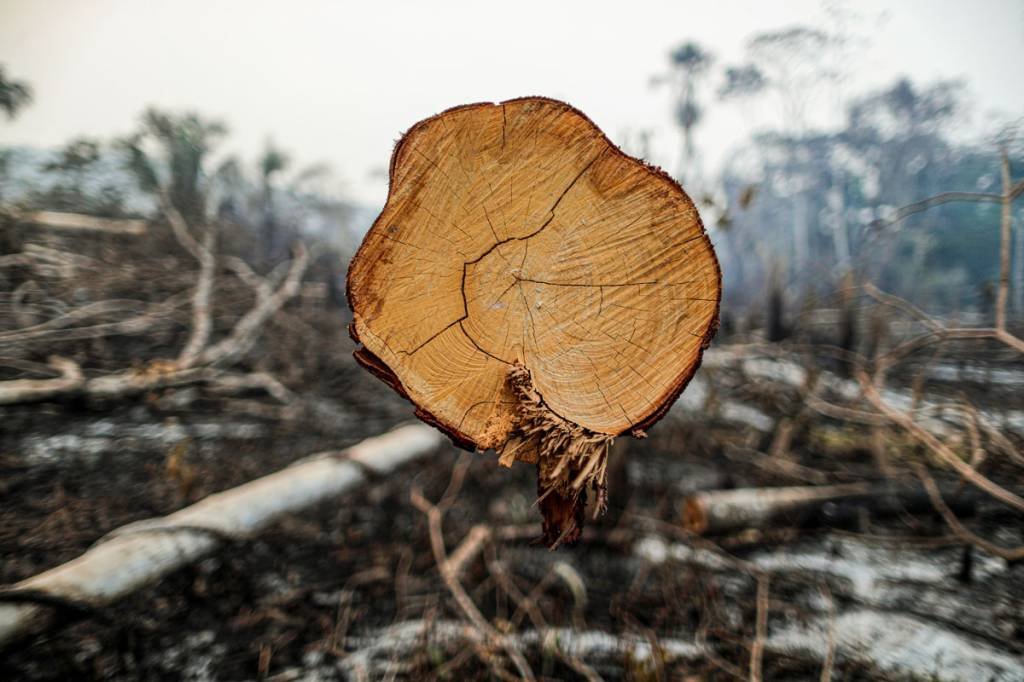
[502,363,614,548]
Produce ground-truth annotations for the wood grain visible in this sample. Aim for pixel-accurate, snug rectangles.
[348,97,720,452]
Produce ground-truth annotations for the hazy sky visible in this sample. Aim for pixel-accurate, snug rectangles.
[2,0,1022,205]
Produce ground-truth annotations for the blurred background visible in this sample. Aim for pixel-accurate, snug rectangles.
[2,1,1023,680]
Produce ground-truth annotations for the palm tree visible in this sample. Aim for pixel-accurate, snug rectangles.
[0,66,33,204]
[0,65,32,120]
[657,42,713,185]
[120,108,228,223]
[258,141,290,260]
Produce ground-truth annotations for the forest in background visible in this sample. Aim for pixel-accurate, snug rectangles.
[5,20,1024,333]
[639,24,1024,333]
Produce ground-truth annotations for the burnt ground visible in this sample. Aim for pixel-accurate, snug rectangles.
[2,348,1024,681]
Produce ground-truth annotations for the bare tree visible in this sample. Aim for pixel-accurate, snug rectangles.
[653,42,714,187]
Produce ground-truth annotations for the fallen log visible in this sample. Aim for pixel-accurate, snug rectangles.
[681,482,979,535]
[340,619,703,680]
[0,362,259,406]
[338,614,1024,682]
[0,244,309,406]
[19,210,148,236]
[0,423,444,648]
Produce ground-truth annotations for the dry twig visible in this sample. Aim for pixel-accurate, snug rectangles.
[749,574,769,682]
[915,464,1024,561]
[409,489,535,681]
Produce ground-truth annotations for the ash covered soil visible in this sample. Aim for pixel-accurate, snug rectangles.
[2,346,1024,681]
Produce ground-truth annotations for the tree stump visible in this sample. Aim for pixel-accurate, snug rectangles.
[348,97,720,546]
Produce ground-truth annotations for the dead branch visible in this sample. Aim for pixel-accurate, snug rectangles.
[0,423,444,648]
[0,184,314,410]
[724,444,831,485]
[0,299,153,341]
[0,363,204,404]
[197,242,309,367]
[177,227,216,369]
[1012,179,1024,201]
[222,255,290,298]
[858,372,1024,513]
[202,370,295,403]
[863,282,943,333]
[866,157,1024,360]
[868,191,1002,231]
[158,190,202,259]
[442,524,564,596]
[875,326,1021,377]
[443,524,492,580]
[0,242,308,405]
[222,255,267,292]
[0,356,83,405]
[0,361,313,422]
[819,584,836,682]
[969,406,1024,468]
[486,558,549,632]
[344,510,1024,679]
[410,490,536,681]
[915,464,1024,561]
[749,574,769,682]
[804,392,888,426]
[486,557,603,682]
[0,295,188,350]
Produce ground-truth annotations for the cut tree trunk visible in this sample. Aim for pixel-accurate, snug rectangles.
[347,97,721,546]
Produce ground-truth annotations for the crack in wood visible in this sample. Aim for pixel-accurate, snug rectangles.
[516,277,658,288]
[400,152,604,362]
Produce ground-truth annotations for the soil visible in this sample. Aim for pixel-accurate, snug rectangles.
[2,346,1024,681]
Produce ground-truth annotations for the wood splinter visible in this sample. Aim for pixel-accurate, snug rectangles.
[347,97,721,547]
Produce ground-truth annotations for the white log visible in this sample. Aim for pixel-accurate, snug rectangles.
[688,348,1024,436]
[340,619,704,679]
[0,423,444,647]
[339,614,1024,682]
[681,483,874,534]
